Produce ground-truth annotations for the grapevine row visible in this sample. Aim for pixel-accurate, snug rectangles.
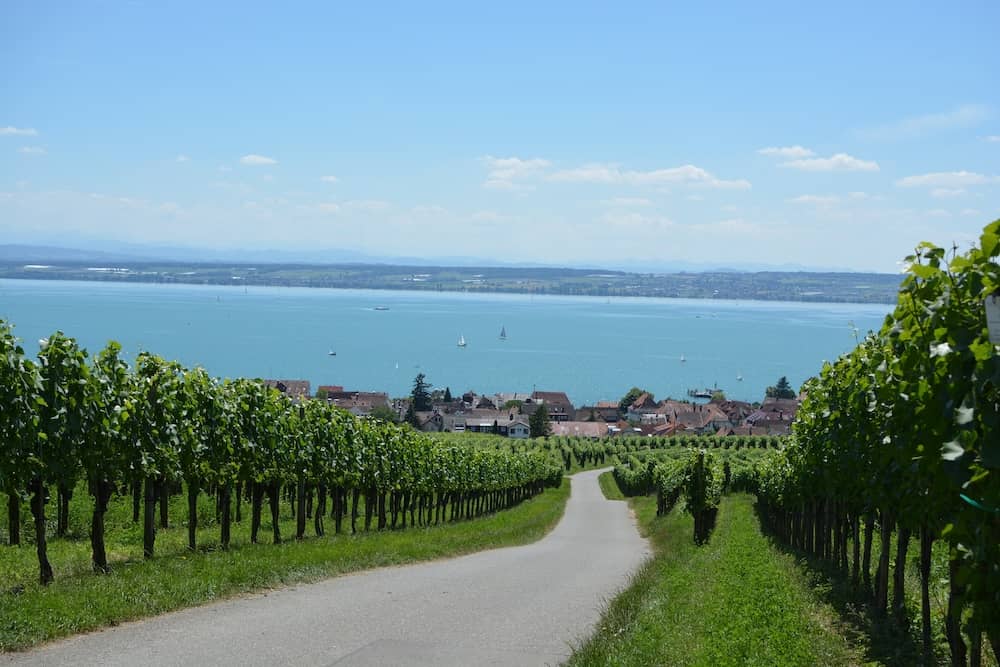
[0,325,562,584]
[752,220,1000,664]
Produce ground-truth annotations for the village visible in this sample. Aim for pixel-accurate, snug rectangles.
[261,377,802,439]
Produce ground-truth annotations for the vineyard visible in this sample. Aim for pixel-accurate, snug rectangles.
[0,326,563,588]
[746,221,1000,664]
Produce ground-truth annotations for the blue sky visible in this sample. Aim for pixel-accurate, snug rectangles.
[2,1,998,271]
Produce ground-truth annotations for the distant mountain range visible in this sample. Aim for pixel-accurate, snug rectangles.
[0,242,867,274]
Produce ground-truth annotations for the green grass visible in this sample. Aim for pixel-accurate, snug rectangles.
[598,470,625,501]
[569,493,862,667]
[0,479,569,652]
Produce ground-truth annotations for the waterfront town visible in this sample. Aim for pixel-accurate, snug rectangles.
[262,379,801,439]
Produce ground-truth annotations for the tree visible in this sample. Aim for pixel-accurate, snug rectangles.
[619,387,653,413]
[315,387,328,400]
[711,390,726,402]
[443,386,452,403]
[529,404,551,438]
[368,404,398,424]
[504,399,523,411]
[410,373,432,412]
[765,376,796,399]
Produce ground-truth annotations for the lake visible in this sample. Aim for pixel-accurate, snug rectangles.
[0,279,891,406]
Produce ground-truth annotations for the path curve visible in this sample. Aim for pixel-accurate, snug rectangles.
[5,468,649,666]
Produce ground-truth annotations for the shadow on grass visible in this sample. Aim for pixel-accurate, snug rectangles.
[750,500,930,667]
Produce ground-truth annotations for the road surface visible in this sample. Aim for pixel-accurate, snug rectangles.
[5,468,649,666]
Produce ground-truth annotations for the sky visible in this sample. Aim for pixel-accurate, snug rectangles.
[2,1,999,272]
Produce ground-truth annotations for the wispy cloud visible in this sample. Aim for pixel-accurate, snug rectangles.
[0,126,38,136]
[600,197,652,207]
[480,155,550,191]
[931,188,966,198]
[859,104,990,140]
[896,171,1000,188]
[788,194,839,205]
[320,175,339,184]
[18,146,46,155]
[983,135,1000,143]
[176,154,190,162]
[780,153,879,172]
[240,154,277,166]
[345,199,390,211]
[550,163,751,190]
[757,146,814,158]
[316,203,341,214]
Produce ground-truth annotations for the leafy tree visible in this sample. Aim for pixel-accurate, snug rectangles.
[504,399,523,411]
[711,390,726,402]
[404,402,419,428]
[765,376,796,399]
[529,404,551,438]
[443,386,452,403]
[410,373,432,412]
[315,387,328,400]
[368,404,398,424]
[619,387,653,412]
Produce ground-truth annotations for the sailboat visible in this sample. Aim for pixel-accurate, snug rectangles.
[737,371,743,381]
[680,354,686,363]
[499,325,507,340]
[457,335,467,348]
[328,349,336,356]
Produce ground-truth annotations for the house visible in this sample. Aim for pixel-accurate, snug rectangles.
[264,379,311,401]
[576,404,620,422]
[522,390,575,422]
[508,420,530,439]
[550,421,609,438]
[463,409,522,435]
[323,390,391,417]
[316,385,344,397]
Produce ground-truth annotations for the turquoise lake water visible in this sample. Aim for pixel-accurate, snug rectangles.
[0,279,892,406]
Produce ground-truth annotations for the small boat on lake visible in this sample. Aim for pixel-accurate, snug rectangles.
[680,354,686,363]
[457,335,466,348]
[499,325,506,340]
[328,349,336,356]
[374,306,389,311]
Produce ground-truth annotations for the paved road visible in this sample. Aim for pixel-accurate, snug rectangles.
[5,468,649,666]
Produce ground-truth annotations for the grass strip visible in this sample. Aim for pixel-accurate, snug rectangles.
[598,470,625,501]
[569,492,862,666]
[0,479,569,652]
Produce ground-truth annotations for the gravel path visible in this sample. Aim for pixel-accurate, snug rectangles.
[5,468,649,666]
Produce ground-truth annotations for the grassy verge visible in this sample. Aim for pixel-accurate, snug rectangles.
[0,479,569,652]
[598,470,625,501]
[569,493,862,666]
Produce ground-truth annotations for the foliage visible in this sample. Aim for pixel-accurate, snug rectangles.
[410,372,432,412]
[765,376,796,399]
[753,220,1000,664]
[619,387,653,412]
[529,403,552,438]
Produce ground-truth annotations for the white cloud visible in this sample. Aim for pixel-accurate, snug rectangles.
[961,208,983,216]
[18,146,46,155]
[411,204,448,215]
[176,154,190,162]
[781,153,879,172]
[240,154,277,166]
[316,203,341,214]
[860,104,990,140]
[789,194,839,205]
[896,171,1000,188]
[984,135,1000,143]
[549,163,751,190]
[480,155,550,190]
[757,146,814,158]
[931,188,966,198]
[925,209,953,218]
[0,126,38,136]
[600,197,652,207]
[320,175,339,184]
